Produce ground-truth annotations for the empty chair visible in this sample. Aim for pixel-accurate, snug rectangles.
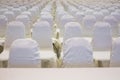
[59,15,76,37]
[0,9,8,15]
[62,38,94,67]
[111,12,120,23]
[93,12,104,21]
[4,11,15,22]
[110,37,120,67]
[16,15,31,37]
[28,8,38,22]
[63,22,82,41]
[108,7,115,13]
[92,22,112,67]
[8,39,41,68]
[12,8,21,17]
[68,6,78,16]
[100,9,110,17]
[115,9,120,14]
[20,6,27,12]
[0,21,25,67]
[92,22,112,51]
[32,21,57,68]
[75,12,84,24]
[118,24,120,36]
[82,15,96,37]
[103,15,118,36]
[0,15,8,38]
[85,9,94,15]
[40,14,53,27]
[21,11,33,23]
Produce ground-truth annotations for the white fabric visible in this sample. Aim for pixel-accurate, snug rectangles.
[59,15,76,37]
[82,15,96,36]
[16,15,31,35]
[40,50,57,68]
[110,37,120,67]
[32,21,53,49]
[92,22,112,51]
[21,11,32,22]
[4,11,15,22]
[32,21,57,67]
[40,14,53,26]
[60,15,76,27]
[111,12,120,23]
[63,22,82,41]
[4,21,25,49]
[63,38,94,67]
[103,15,118,35]
[100,9,110,17]
[75,12,84,23]
[0,21,25,65]
[93,12,104,21]
[20,6,27,12]
[0,15,8,37]
[0,9,8,15]
[28,8,38,22]
[104,15,118,27]
[8,39,41,68]
[12,8,21,17]
[85,9,94,15]
[56,11,67,25]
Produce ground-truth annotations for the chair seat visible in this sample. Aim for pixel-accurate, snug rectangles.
[93,51,110,67]
[84,37,92,43]
[0,49,9,61]
[93,51,110,61]
[40,50,57,68]
[40,50,56,59]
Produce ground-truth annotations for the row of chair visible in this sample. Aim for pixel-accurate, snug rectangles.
[0,0,120,67]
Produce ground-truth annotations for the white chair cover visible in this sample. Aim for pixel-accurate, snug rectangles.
[8,39,41,68]
[110,37,120,67]
[0,15,8,37]
[62,38,94,67]
[92,22,112,51]
[63,22,82,41]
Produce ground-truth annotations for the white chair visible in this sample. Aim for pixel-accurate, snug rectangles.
[21,11,32,23]
[32,21,57,68]
[40,14,53,27]
[12,8,21,17]
[8,39,41,68]
[63,22,82,41]
[92,22,112,51]
[92,22,112,67]
[75,12,84,24]
[103,15,118,36]
[82,15,96,37]
[0,15,8,38]
[110,37,120,67]
[111,12,120,24]
[28,8,38,22]
[4,11,15,22]
[0,9,8,15]
[85,9,94,15]
[100,9,110,17]
[16,15,31,37]
[93,12,104,21]
[0,21,25,67]
[59,15,76,37]
[62,38,94,67]
[68,6,78,16]
[116,9,120,14]
[20,6,27,12]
